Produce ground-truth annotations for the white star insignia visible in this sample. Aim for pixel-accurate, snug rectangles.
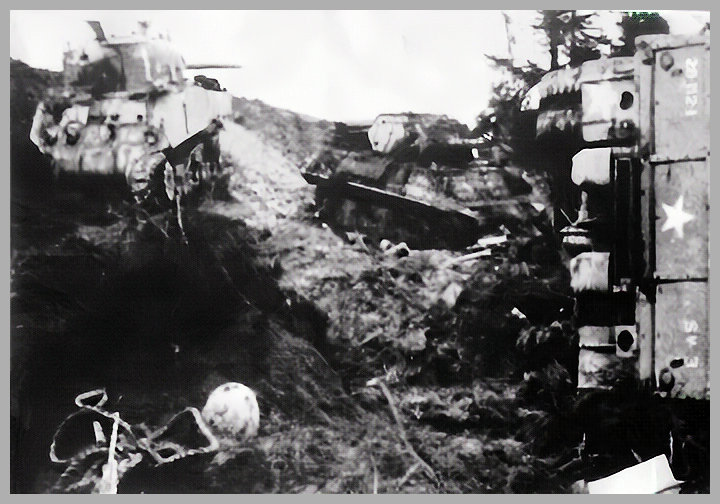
[661,195,695,239]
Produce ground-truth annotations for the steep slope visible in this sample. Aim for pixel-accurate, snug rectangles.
[11,59,582,494]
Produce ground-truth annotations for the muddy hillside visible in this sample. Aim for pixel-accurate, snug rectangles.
[10,59,708,494]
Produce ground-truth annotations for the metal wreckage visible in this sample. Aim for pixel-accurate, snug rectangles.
[523,32,709,400]
[300,31,710,488]
[522,32,709,488]
[27,22,712,401]
[299,112,540,250]
[302,31,710,399]
[28,20,709,491]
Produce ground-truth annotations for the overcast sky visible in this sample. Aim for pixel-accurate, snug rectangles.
[9,10,709,126]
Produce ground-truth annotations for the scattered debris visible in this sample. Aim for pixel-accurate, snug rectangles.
[468,234,508,250]
[95,413,120,494]
[439,282,464,308]
[381,240,411,258]
[441,249,492,268]
[586,455,683,494]
[49,389,220,493]
[367,377,439,487]
[13,56,708,495]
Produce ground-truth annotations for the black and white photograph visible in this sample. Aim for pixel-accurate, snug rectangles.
[9,9,710,493]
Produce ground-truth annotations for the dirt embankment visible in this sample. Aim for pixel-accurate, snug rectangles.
[9,59,583,494]
[14,59,706,494]
[10,59,62,202]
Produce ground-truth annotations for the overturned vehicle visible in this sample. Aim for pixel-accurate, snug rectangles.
[524,32,710,487]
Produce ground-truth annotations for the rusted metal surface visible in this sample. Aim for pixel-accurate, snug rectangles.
[654,281,709,399]
[653,161,708,280]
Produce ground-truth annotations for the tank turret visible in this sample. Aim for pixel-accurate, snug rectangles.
[29,20,240,178]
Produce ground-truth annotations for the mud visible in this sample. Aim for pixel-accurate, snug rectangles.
[10,60,707,494]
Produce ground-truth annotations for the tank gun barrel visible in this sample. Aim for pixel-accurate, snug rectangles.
[185,64,242,70]
[161,119,223,167]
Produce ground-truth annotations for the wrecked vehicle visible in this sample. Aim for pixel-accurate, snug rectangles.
[524,32,710,399]
[28,21,236,184]
[524,32,709,484]
[301,113,541,249]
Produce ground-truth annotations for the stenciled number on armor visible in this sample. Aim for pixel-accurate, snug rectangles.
[683,319,699,333]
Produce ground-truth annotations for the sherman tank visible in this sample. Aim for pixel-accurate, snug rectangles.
[523,33,710,400]
[28,20,238,199]
[524,32,710,486]
[300,113,540,250]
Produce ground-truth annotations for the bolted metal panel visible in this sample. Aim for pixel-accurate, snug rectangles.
[652,43,710,162]
[654,282,709,400]
[654,160,708,280]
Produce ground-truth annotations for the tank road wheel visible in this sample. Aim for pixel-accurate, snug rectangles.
[125,151,171,206]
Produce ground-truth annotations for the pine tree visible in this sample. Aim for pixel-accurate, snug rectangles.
[475,55,544,165]
[613,11,670,56]
[533,10,611,69]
